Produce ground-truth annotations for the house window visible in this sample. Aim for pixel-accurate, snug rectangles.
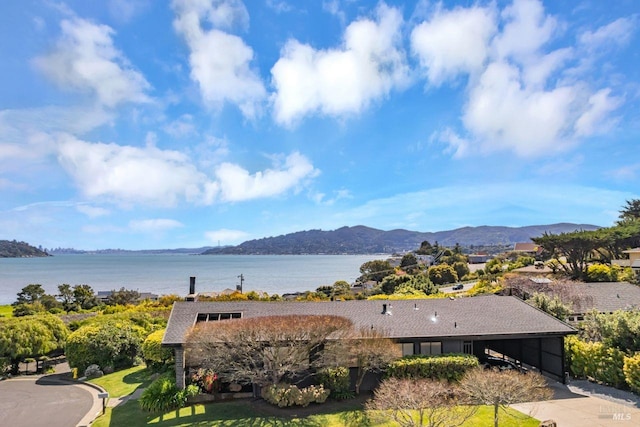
[420,342,442,355]
[196,312,242,322]
[463,341,473,354]
[398,343,414,356]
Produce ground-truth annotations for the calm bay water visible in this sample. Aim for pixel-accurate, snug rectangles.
[0,254,381,305]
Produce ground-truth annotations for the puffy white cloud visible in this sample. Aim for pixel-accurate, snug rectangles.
[55,135,317,207]
[33,17,150,108]
[271,3,409,126]
[172,0,265,117]
[411,4,496,85]
[205,228,249,245]
[414,0,626,158]
[57,135,205,206]
[212,152,319,202]
[129,218,184,232]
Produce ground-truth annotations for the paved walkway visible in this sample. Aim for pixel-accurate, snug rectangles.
[512,380,640,426]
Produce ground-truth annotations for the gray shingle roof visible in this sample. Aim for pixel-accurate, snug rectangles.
[163,295,575,346]
[571,282,640,314]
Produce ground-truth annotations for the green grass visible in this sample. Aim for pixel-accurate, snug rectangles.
[0,305,13,318]
[91,399,539,427]
[89,365,153,398]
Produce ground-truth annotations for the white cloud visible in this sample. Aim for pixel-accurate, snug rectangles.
[205,228,249,245]
[172,0,266,117]
[33,17,150,108]
[163,114,198,138]
[271,3,410,126]
[410,4,496,85]
[55,135,317,207]
[57,135,206,206]
[212,152,319,202]
[414,0,625,158]
[76,204,110,218]
[129,218,184,233]
[574,89,622,137]
[579,16,637,49]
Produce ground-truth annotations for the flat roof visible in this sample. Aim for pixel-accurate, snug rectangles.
[163,295,575,346]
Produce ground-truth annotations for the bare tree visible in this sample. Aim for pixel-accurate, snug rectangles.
[349,327,400,394]
[185,315,353,389]
[366,377,476,427]
[459,368,553,427]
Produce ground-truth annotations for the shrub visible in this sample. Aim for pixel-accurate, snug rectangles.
[142,329,173,370]
[261,384,330,407]
[623,353,640,394]
[586,264,618,282]
[387,354,479,382]
[139,375,199,412]
[189,368,220,394]
[318,366,353,399]
[65,319,145,372]
[566,336,626,388]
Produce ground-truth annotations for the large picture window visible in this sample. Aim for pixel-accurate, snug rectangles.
[420,341,442,355]
[398,342,414,356]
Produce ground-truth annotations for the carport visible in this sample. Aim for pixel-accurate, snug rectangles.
[473,334,570,382]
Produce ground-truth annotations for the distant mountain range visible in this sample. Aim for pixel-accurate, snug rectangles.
[201,223,601,255]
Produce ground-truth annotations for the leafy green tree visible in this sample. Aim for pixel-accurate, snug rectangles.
[358,260,393,283]
[142,329,173,370]
[532,230,602,279]
[380,274,412,295]
[106,287,141,306]
[427,265,458,285]
[527,293,572,321]
[400,253,419,274]
[618,199,640,223]
[73,284,100,310]
[452,261,470,280]
[0,314,68,374]
[66,319,146,372]
[331,280,352,298]
[57,284,75,312]
[416,240,434,255]
[14,284,46,305]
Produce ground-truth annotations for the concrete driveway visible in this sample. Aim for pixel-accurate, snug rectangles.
[512,380,640,426]
[0,374,101,427]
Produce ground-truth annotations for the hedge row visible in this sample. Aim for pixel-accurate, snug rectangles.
[566,336,630,390]
[386,353,479,382]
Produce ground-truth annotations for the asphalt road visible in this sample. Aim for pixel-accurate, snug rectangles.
[0,375,94,427]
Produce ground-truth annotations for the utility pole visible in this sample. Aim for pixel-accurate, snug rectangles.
[237,274,244,293]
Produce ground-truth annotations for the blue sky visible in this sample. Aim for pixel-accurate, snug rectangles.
[1,0,639,250]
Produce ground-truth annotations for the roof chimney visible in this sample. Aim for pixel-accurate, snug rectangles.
[186,276,197,302]
[381,303,392,315]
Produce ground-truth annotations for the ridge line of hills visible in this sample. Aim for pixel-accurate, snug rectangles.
[201,223,600,255]
[3,223,600,257]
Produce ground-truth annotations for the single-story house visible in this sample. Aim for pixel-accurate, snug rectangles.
[163,295,576,390]
[564,281,640,322]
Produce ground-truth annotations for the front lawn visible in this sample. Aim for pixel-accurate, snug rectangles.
[88,367,540,426]
[91,397,539,426]
[89,365,153,398]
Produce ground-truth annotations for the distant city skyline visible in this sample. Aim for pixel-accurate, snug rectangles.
[1,0,638,250]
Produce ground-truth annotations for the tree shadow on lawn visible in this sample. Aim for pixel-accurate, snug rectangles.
[121,368,154,387]
[108,396,372,427]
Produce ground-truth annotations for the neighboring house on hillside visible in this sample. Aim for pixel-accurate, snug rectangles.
[613,248,640,277]
[513,243,542,256]
[468,253,491,263]
[96,290,158,302]
[162,295,576,390]
[564,281,640,323]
